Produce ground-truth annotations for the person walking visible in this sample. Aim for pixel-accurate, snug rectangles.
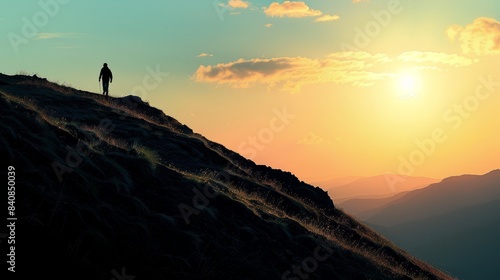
[99,63,113,96]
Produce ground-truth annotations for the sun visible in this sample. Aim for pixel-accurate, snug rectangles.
[396,71,422,98]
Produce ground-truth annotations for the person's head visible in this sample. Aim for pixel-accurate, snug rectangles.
[103,63,108,67]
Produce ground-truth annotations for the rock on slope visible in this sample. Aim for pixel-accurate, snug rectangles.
[0,74,451,280]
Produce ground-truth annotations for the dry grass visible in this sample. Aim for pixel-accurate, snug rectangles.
[18,76,76,95]
[133,143,161,170]
[211,167,450,279]
[80,125,130,151]
[0,91,70,132]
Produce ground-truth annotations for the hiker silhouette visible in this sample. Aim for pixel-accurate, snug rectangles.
[99,63,113,96]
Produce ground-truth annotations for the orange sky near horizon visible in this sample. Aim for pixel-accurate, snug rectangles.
[183,53,500,182]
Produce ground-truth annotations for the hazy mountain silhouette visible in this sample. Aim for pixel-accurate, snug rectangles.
[324,174,439,202]
[361,170,500,279]
[0,74,451,279]
[338,191,409,216]
[312,175,362,189]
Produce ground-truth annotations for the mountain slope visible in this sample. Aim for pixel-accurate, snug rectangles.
[362,170,500,279]
[0,74,450,280]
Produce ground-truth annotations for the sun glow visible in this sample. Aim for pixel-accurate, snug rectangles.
[396,71,422,98]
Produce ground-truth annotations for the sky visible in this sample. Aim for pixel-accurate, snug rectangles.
[2,0,500,182]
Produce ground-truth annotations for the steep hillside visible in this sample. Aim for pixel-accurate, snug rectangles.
[362,170,500,279]
[0,74,451,280]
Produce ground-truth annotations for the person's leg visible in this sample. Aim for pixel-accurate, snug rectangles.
[103,81,109,96]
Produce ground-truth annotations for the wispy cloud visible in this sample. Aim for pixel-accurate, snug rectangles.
[397,51,477,67]
[34,33,81,40]
[197,53,213,58]
[328,51,390,62]
[314,14,340,22]
[447,17,500,55]
[33,33,84,49]
[264,23,273,28]
[297,132,325,145]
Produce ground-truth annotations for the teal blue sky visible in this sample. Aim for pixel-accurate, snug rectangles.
[2,0,500,181]
[3,0,498,92]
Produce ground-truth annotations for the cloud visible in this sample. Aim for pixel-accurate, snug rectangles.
[194,52,393,92]
[397,51,477,67]
[31,33,83,49]
[447,17,500,55]
[263,1,340,23]
[33,32,83,44]
[228,0,249,9]
[194,51,476,93]
[314,14,340,22]
[34,33,77,40]
[352,0,369,2]
[446,25,462,41]
[197,53,213,57]
[265,23,273,28]
[264,1,322,18]
[328,51,392,68]
[298,132,324,145]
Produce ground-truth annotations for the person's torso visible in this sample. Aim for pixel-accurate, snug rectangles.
[101,68,112,80]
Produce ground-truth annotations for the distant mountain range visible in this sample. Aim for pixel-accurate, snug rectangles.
[319,174,439,202]
[338,191,410,217]
[352,170,500,279]
[0,73,451,279]
[312,175,362,189]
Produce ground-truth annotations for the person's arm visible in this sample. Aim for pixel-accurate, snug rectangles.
[110,70,113,83]
[99,69,103,81]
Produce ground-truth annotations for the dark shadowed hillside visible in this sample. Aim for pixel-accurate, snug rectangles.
[0,74,451,280]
